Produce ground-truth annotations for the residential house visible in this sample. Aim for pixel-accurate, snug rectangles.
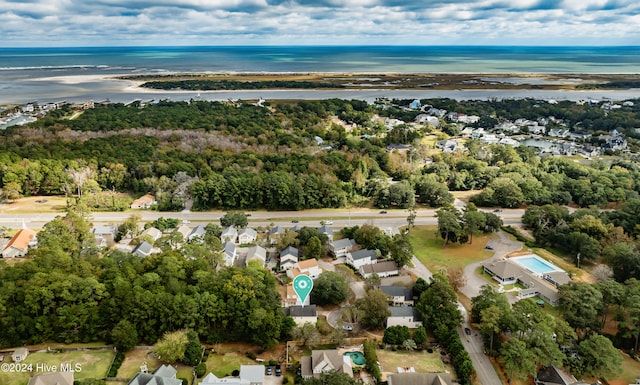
[380,286,414,306]
[359,261,400,279]
[201,365,265,385]
[548,128,570,138]
[534,365,594,385]
[387,306,422,328]
[92,225,117,248]
[269,226,286,245]
[330,238,356,258]
[346,249,377,270]
[499,137,520,147]
[12,348,28,362]
[175,224,192,241]
[280,246,299,271]
[460,127,474,137]
[318,225,333,242]
[415,114,440,127]
[426,107,447,118]
[569,131,592,141]
[28,372,74,385]
[409,100,421,109]
[282,285,310,307]
[300,349,353,380]
[128,364,182,385]
[285,305,318,326]
[387,373,453,385]
[245,245,267,267]
[188,225,206,241]
[2,228,37,258]
[436,139,458,153]
[223,242,237,267]
[130,194,157,209]
[220,226,238,243]
[238,228,258,244]
[132,241,154,258]
[140,227,162,242]
[288,258,322,279]
[386,143,413,153]
[528,124,546,135]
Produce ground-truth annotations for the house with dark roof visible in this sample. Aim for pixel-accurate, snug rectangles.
[28,372,74,385]
[127,364,182,385]
[387,306,422,328]
[285,305,318,326]
[187,225,206,241]
[535,366,594,385]
[381,286,414,306]
[2,228,37,258]
[300,350,353,380]
[346,249,377,270]
[269,226,286,245]
[318,225,333,242]
[92,225,117,248]
[359,261,399,279]
[387,373,454,385]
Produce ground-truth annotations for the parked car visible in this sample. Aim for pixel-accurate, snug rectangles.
[342,325,353,331]
[275,366,282,376]
[379,210,388,214]
[485,245,494,250]
[324,220,333,225]
[266,366,273,375]
[464,327,471,335]
[291,220,299,223]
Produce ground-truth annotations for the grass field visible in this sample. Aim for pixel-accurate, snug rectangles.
[0,349,115,385]
[203,351,256,377]
[116,349,161,379]
[407,225,495,272]
[376,349,445,379]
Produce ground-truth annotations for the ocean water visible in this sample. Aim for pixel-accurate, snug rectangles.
[1,46,639,104]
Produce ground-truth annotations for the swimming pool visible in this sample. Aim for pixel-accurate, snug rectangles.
[344,351,366,365]
[512,256,559,274]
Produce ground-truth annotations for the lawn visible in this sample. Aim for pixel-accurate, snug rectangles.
[608,353,640,385]
[116,349,162,379]
[0,349,115,385]
[376,349,445,378]
[203,351,256,378]
[408,225,495,272]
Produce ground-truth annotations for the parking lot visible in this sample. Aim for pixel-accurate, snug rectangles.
[263,367,283,385]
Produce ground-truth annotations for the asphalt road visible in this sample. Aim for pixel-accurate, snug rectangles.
[0,207,526,229]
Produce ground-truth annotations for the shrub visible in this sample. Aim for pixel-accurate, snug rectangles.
[107,351,125,378]
[246,351,257,360]
[196,363,207,377]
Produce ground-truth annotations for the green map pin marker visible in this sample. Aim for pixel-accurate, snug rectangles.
[293,275,313,306]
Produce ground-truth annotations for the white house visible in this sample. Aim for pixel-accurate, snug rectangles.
[330,238,356,258]
[200,365,265,385]
[346,249,377,270]
[2,228,37,258]
[238,228,258,244]
[92,225,117,248]
[222,242,237,267]
[381,286,414,306]
[188,226,206,241]
[245,245,267,267]
[269,226,286,245]
[386,306,422,328]
[287,258,322,280]
[286,305,318,326]
[280,246,299,271]
[141,227,162,242]
[318,225,333,242]
[130,194,157,209]
[220,226,238,243]
[132,241,154,258]
[301,350,353,380]
[128,364,181,385]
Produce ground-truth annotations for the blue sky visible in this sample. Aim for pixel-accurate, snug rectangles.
[1,0,639,46]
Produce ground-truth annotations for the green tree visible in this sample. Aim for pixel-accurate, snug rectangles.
[302,371,359,385]
[183,330,203,366]
[220,211,248,229]
[413,326,427,346]
[364,273,381,290]
[110,320,138,352]
[577,334,623,380]
[559,282,603,335]
[310,271,348,306]
[436,205,465,247]
[389,234,413,267]
[293,322,320,347]
[356,289,391,329]
[499,338,536,383]
[479,305,501,355]
[402,339,417,351]
[304,236,323,260]
[154,330,189,364]
[383,325,411,345]
[462,208,486,244]
[2,181,22,202]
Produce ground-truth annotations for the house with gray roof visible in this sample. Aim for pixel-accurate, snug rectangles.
[387,306,422,328]
[535,365,594,385]
[245,245,267,267]
[238,228,258,244]
[359,261,399,279]
[127,364,182,385]
[280,246,299,271]
[92,225,117,247]
[387,373,454,385]
[141,227,162,242]
[223,242,237,267]
[300,349,352,380]
[201,365,265,385]
[132,241,154,258]
[285,305,318,326]
[175,224,192,241]
[330,238,356,258]
[318,225,333,241]
[188,225,206,241]
[28,372,74,385]
[221,226,238,243]
[381,286,414,306]
[269,226,286,245]
[346,249,377,270]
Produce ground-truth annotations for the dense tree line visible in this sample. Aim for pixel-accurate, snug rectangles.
[0,212,293,349]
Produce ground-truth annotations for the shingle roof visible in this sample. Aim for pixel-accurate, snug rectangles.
[280,246,299,258]
[361,261,399,274]
[380,286,413,300]
[286,305,317,317]
[27,372,74,385]
[387,373,453,385]
[388,306,421,319]
[350,249,376,260]
[332,238,356,249]
[297,258,319,270]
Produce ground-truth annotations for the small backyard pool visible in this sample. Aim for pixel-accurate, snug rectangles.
[344,351,366,365]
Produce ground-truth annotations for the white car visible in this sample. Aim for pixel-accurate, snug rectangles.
[324,221,333,225]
